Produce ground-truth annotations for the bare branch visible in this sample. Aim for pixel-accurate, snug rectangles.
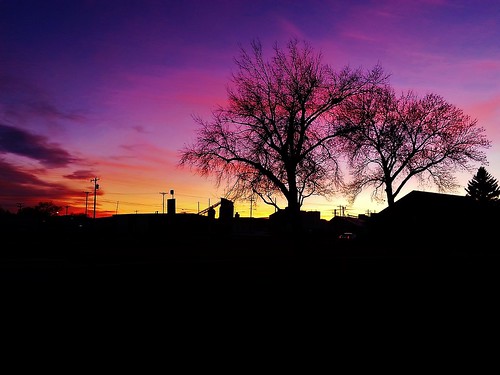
[337,86,491,206]
[179,38,386,214]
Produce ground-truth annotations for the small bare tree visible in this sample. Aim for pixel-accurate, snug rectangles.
[179,39,386,226]
[337,85,491,206]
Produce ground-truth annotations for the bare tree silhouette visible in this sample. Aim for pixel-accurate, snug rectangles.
[179,38,386,230]
[336,85,490,206]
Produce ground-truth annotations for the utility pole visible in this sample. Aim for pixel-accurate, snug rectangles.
[65,205,69,215]
[249,196,254,218]
[84,191,90,217]
[159,192,167,214]
[90,177,99,219]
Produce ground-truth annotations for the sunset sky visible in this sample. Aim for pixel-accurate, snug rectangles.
[1,0,499,219]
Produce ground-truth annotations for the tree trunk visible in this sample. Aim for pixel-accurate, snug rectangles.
[385,184,395,206]
[285,194,303,237]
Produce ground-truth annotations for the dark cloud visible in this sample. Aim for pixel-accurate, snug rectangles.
[63,170,97,180]
[0,123,80,168]
[0,158,53,190]
[0,159,82,211]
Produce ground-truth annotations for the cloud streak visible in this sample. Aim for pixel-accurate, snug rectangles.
[0,159,87,208]
[0,123,80,168]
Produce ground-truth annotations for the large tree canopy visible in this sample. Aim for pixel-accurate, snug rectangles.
[179,39,386,217]
[336,85,491,206]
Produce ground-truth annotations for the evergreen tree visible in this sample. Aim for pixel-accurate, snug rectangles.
[465,167,500,202]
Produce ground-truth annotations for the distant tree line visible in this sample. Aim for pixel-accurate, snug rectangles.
[0,201,85,219]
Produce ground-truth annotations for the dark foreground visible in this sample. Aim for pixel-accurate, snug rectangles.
[4,216,499,355]
[3,231,499,291]
[4,229,500,348]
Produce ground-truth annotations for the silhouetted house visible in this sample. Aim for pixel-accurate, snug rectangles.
[367,190,498,252]
[269,209,322,233]
[93,210,233,238]
[231,217,270,236]
[328,214,369,238]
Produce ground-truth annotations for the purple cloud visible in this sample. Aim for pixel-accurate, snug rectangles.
[0,159,83,212]
[0,123,80,168]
